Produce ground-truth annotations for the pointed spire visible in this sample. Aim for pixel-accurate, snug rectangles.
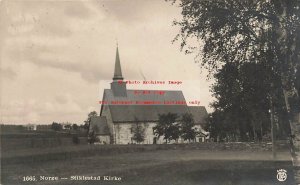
[113,45,123,80]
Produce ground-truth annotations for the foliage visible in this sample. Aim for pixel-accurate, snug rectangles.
[171,0,299,87]
[170,0,299,142]
[87,125,101,144]
[51,122,62,131]
[82,122,89,131]
[180,113,197,142]
[204,111,226,142]
[64,124,72,130]
[88,131,97,144]
[153,113,204,143]
[131,118,146,144]
[296,66,300,95]
[205,62,290,142]
[84,111,98,134]
[153,113,180,143]
[72,124,78,130]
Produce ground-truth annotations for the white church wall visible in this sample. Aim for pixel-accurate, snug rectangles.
[113,122,165,144]
[113,122,209,144]
[95,135,110,144]
[114,123,131,144]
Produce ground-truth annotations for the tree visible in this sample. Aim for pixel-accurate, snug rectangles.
[81,122,89,131]
[206,62,289,142]
[206,61,291,142]
[205,111,227,142]
[180,113,197,142]
[131,118,145,144]
[153,113,180,143]
[64,124,72,130]
[87,124,98,144]
[51,122,62,131]
[88,130,97,144]
[84,111,98,135]
[72,124,78,130]
[170,0,299,150]
[169,122,181,142]
[209,63,243,141]
[170,0,299,81]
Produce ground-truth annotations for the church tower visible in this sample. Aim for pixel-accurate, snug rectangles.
[111,46,127,96]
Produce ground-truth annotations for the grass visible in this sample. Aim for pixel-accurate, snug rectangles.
[1,149,295,185]
[0,130,88,151]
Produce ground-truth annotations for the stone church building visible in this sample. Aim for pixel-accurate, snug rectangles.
[89,47,209,144]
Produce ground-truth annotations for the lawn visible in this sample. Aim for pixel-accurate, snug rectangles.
[1,149,295,185]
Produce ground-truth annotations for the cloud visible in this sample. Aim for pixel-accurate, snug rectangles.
[92,0,173,25]
[63,1,92,19]
[4,37,138,83]
[0,0,213,125]
[2,1,92,38]
[25,53,114,83]
[55,94,68,104]
[1,96,84,124]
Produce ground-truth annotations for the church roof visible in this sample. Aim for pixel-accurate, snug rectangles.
[188,106,208,125]
[101,89,208,125]
[103,89,187,104]
[90,116,110,135]
[108,104,190,123]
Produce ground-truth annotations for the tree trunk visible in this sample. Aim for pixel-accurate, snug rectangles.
[260,122,263,142]
[252,120,257,142]
[276,0,300,167]
[270,96,277,159]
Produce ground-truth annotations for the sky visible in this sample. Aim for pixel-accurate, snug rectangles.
[0,0,214,125]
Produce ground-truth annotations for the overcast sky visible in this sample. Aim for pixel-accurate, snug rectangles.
[0,0,214,125]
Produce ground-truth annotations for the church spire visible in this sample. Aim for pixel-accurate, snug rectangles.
[111,44,127,97]
[113,45,123,80]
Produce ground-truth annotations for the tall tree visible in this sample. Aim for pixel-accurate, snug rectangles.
[153,113,179,143]
[51,122,62,131]
[131,118,146,144]
[170,0,299,79]
[84,111,98,135]
[72,124,78,130]
[180,113,197,142]
[170,0,299,149]
[205,111,227,142]
[207,62,287,142]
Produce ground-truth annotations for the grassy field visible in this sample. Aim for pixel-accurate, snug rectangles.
[1,148,295,185]
[0,130,87,151]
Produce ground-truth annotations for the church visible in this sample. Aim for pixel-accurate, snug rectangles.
[89,47,209,144]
